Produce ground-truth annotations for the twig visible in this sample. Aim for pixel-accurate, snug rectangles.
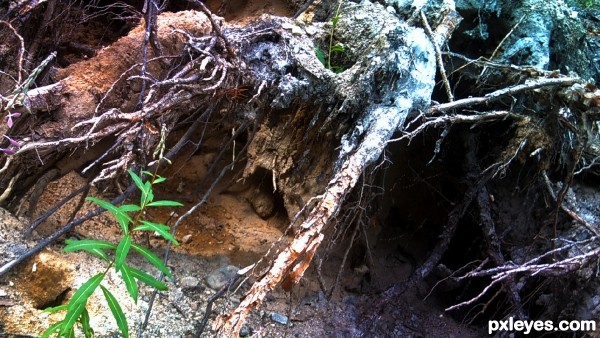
[23,183,91,239]
[0,173,19,204]
[188,0,235,57]
[446,245,600,311]
[0,20,25,84]
[476,185,526,319]
[430,77,582,114]
[0,184,135,277]
[387,110,510,144]
[293,0,316,19]
[542,171,599,236]
[327,219,360,299]
[195,272,245,338]
[489,15,526,62]
[420,10,453,102]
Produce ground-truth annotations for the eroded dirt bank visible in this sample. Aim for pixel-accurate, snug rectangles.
[1,0,600,337]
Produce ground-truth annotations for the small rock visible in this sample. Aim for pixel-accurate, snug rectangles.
[0,288,7,297]
[149,239,162,248]
[206,265,239,290]
[180,276,200,288]
[247,188,275,219]
[305,26,317,36]
[291,26,303,36]
[270,312,289,325]
[239,326,251,337]
[182,234,193,244]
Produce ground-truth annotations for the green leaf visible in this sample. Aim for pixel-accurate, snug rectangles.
[119,204,142,212]
[153,176,166,184]
[129,170,149,206]
[114,213,132,235]
[64,326,75,338]
[64,239,116,262]
[80,308,94,338]
[131,243,171,277]
[87,196,119,215]
[314,45,327,66]
[60,301,86,337]
[101,285,129,338]
[135,221,179,245]
[64,239,116,251]
[146,200,183,207]
[67,273,103,312]
[331,43,345,53]
[332,14,340,26]
[40,320,63,338]
[128,170,146,195]
[129,267,167,291]
[142,170,154,177]
[331,66,345,74]
[120,264,139,303]
[144,181,154,203]
[87,197,132,234]
[43,304,68,314]
[115,235,132,272]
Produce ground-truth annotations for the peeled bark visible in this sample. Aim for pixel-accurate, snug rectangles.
[2,0,600,337]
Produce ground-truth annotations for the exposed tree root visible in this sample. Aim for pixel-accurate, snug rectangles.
[2,1,600,337]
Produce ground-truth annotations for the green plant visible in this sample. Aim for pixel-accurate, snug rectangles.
[315,0,346,73]
[570,0,600,8]
[41,169,182,338]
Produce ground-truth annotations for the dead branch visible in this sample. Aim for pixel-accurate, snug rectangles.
[387,110,511,144]
[420,10,453,102]
[543,171,600,236]
[0,184,135,277]
[476,185,526,319]
[0,20,25,84]
[186,0,235,57]
[430,77,582,114]
[446,243,600,312]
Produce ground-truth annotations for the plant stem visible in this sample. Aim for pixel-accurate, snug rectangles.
[327,0,343,70]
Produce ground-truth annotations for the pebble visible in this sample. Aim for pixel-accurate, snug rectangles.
[305,26,317,36]
[239,326,251,337]
[182,234,193,244]
[291,26,303,36]
[270,312,289,325]
[248,188,275,219]
[149,239,161,248]
[206,265,239,290]
[180,276,200,288]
